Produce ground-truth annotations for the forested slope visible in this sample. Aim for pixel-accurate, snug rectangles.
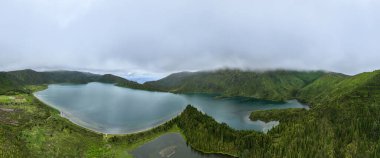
[296,72,348,104]
[176,70,380,157]
[0,69,148,94]
[145,69,329,101]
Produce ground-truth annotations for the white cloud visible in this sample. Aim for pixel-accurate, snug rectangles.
[0,0,380,76]
[25,0,98,28]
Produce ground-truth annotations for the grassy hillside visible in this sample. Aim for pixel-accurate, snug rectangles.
[0,87,179,157]
[296,73,349,104]
[0,72,23,93]
[297,70,380,105]
[0,69,148,94]
[145,69,328,101]
[98,74,155,90]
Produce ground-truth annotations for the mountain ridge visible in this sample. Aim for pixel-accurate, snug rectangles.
[145,69,347,101]
[0,69,146,94]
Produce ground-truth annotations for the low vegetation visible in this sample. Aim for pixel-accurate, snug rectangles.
[0,86,179,157]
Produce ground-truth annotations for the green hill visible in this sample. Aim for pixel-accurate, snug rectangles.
[297,70,380,106]
[296,72,349,104]
[177,70,380,157]
[0,69,146,94]
[98,74,153,90]
[0,72,23,92]
[145,69,329,101]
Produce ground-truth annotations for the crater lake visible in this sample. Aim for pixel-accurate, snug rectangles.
[34,82,308,134]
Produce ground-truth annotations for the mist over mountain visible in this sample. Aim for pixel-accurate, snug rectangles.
[1,0,380,76]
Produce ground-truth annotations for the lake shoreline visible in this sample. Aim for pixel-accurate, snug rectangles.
[33,82,308,135]
[33,92,185,135]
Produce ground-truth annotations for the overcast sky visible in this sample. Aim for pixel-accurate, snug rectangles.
[1,0,380,80]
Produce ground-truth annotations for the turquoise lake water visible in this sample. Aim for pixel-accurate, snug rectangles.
[34,82,307,134]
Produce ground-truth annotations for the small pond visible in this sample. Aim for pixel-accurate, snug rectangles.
[131,133,232,158]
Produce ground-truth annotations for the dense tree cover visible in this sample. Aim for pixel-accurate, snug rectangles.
[296,73,348,103]
[98,74,156,91]
[174,70,380,157]
[249,108,307,122]
[145,69,338,101]
[0,69,150,94]
[177,105,271,157]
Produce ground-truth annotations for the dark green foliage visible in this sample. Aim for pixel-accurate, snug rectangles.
[249,108,307,122]
[298,70,380,106]
[145,69,327,101]
[98,74,156,90]
[174,70,380,157]
[296,72,349,104]
[0,69,151,94]
[0,72,24,93]
[177,105,271,157]
[7,69,100,84]
[108,119,177,145]
[0,69,99,94]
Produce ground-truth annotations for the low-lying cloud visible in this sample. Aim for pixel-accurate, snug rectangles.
[1,0,380,78]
